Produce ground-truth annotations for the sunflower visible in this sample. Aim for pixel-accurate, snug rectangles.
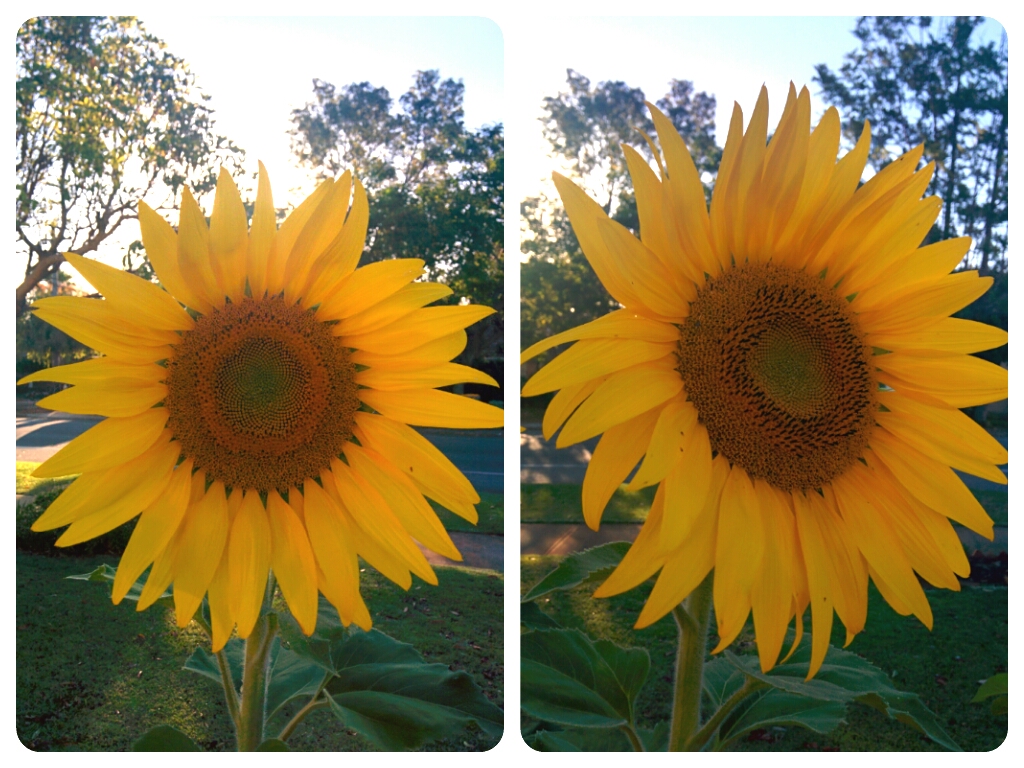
[21,164,504,651]
[521,85,1007,677]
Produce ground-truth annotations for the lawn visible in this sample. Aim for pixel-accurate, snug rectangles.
[17,553,503,752]
[16,461,76,496]
[433,492,504,534]
[522,483,1008,527]
[16,490,504,752]
[521,556,1007,751]
[521,484,655,523]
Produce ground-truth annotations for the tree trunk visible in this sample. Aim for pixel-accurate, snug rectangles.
[16,253,65,317]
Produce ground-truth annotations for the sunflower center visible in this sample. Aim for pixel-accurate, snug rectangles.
[166,297,359,493]
[677,262,875,491]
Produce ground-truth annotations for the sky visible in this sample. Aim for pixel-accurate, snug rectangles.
[507,15,1009,241]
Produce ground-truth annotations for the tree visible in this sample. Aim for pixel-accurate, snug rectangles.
[16,16,242,316]
[290,71,504,382]
[521,71,719,353]
[815,16,1008,275]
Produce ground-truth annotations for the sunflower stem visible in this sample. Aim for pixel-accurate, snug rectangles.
[236,574,279,751]
[685,676,766,752]
[668,571,714,752]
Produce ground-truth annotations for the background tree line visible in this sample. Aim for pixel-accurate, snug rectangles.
[16,16,504,401]
[521,16,1008,369]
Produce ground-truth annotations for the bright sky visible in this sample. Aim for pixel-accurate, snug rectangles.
[48,15,504,285]
[508,15,1008,256]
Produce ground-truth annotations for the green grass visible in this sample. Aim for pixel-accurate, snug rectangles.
[522,556,1007,751]
[16,461,76,496]
[17,551,503,751]
[521,483,655,524]
[432,492,504,534]
[522,483,1009,527]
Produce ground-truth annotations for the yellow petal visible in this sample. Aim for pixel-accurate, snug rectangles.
[360,388,503,430]
[351,330,466,369]
[557,359,683,447]
[285,172,352,304]
[34,409,168,478]
[356,362,497,392]
[177,187,223,307]
[316,258,424,322]
[299,483,364,626]
[172,481,229,627]
[302,178,372,309]
[334,282,453,337]
[869,317,1007,355]
[792,490,835,679]
[627,397,696,491]
[31,301,174,362]
[112,458,193,604]
[247,161,276,298]
[17,357,165,387]
[138,201,211,313]
[581,405,660,530]
[330,459,437,585]
[207,546,235,652]
[522,337,675,397]
[711,466,762,651]
[353,412,478,503]
[36,381,167,418]
[266,178,333,295]
[595,483,668,599]
[229,491,273,638]
[137,531,179,611]
[858,271,992,331]
[877,353,1007,407]
[659,423,713,552]
[520,308,680,365]
[750,487,796,672]
[541,376,607,442]
[64,252,193,332]
[341,305,495,355]
[869,433,994,538]
[267,490,319,635]
[209,167,249,303]
[345,444,462,560]
[35,431,175,533]
[708,102,745,265]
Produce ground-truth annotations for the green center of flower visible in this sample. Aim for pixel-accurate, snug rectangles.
[677,262,876,491]
[166,297,359,493]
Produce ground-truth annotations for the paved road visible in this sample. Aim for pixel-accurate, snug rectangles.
[16,412,504,494]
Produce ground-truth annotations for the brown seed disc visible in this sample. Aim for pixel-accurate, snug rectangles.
[677,262,876,491]
[165,296,359,493]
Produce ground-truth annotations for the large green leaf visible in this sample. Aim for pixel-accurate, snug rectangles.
[521,600,561,630]
[717,689,847,749]
[317,628,502,750]
[972,673,1008,716]
[521,628,649,729]
[182,638,244,694]
[67,563,173,610]
[265,646,329,720]
[522,542,630,602]
[256,738,290,751]
[702,657,747,711]
[325,664,503,750]
[725,638,960,751]
[132,724,200,751]
[528,727,633,751]
[275,598,351,672]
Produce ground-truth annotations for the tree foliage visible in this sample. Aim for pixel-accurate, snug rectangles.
[291,71,504,373]
[16,16,242,316]
[815,16,1008,275]
[521,71,719,353]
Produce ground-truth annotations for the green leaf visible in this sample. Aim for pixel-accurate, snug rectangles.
[522,542,630,602]
[276,597,350,672]
[67,563,173,609]
[702,657,747,711]
[638,720,670,752]
[132,724,200,751]
[256,738,290,751]
[991,696,1008,716]
[521,628,649,728]
[972,673,1008,702]
[521,600,561,630]
[320,628,503,750]
[725,638,961,751]
[265,647,329,720]
[182,639,244,694]
[718,689,847,748]
[528,727,634,751]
